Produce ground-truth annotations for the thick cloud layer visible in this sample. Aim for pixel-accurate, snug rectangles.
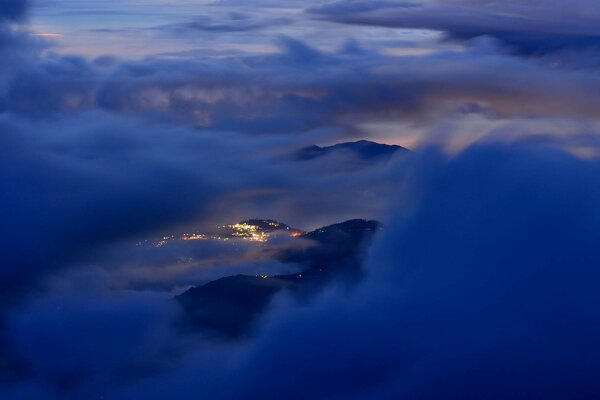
[115,143,600,399]
[220,143,600,400]
[0,108,409,306]
[2,1,600,399]
[6,39,600,137]
[4,142,600,399]
[311,0,600,57]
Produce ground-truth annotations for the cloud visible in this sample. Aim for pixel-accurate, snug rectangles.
[2,2,600,398]
[51,237,306,293]
[0,106,411,308]
[0,0,28,22]
[156,12,293,34]
[310,0,600,57]
[0,112,249,305]
[134,142,600,399]
[2,290,180,398]
[6,36,600,136]
[218,142,600,400]
[4,141,600,399]
[0,0,35,110]
[5,30,600,308]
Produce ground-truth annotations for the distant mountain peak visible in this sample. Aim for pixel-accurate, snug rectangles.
[296,140,408,161]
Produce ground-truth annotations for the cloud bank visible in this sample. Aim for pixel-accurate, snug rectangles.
[4,141,600,399]
[311,0,600,57]
[2,1,600,399]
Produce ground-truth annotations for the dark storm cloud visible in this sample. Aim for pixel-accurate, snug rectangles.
[310,0,600,56]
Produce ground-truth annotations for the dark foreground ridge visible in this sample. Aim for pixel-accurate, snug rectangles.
[176,219,380,338]
[296,140,408,161]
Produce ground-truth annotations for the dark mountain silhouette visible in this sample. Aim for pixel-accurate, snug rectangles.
[175,219,380,339]
[296,140,407,161]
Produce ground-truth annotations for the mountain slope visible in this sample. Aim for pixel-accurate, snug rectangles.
[176,219,380,338]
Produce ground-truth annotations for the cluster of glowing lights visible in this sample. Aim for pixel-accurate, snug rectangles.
[138,220,304,248]
[181,233,208,241]
[154,235,175,247]
[227,223,269,242]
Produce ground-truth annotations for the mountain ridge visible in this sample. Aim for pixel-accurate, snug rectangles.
[296,139,408,161]
[176,218,380,338]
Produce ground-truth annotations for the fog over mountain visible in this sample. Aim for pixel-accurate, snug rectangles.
[1,1,600,399]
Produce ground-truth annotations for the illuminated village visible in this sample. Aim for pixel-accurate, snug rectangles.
[140,219,305,247]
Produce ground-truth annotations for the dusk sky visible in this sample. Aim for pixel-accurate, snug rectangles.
[2,1,600,399]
